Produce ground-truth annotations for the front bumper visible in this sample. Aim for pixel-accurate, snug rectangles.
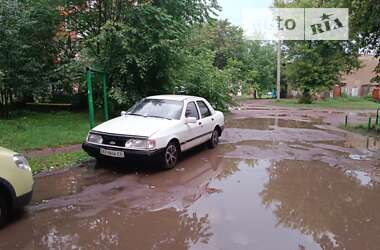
[82,142,165,161]
[13,190,33,209]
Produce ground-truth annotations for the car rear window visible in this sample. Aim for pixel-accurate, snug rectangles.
[196,101,212,118]
[185,102,200,120]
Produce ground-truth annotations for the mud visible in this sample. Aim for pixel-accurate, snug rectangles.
[1,101,379,250]
[24,144,82,158]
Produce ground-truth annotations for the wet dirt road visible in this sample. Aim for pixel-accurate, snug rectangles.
[1,102,380,250]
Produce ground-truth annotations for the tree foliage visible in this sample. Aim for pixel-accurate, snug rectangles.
[171,48,233,110]
[0,0,59,116]
[72,2,277,110]
[275,0,360,103]
[67,0,221,108]
[181,21,277,105]
[284,41,359,103]
[0,0,278,116]
[1,0,379,117]
[341,0,380,82]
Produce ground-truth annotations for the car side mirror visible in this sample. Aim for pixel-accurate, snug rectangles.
[121,111,127,116]
[185,117,197,124]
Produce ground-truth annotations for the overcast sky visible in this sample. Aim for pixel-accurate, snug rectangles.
[217,0,274,27]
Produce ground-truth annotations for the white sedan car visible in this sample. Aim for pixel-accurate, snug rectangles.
[82,95,224,169]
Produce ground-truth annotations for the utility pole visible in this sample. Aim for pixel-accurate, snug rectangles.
[276,40,281,101]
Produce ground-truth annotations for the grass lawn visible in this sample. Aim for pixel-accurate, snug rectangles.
[340,124,380,137]
[273,97,380,110]
[29,151,91,174]
[0,111,100,173]
[0,111,95,152]
[0,111,104,173]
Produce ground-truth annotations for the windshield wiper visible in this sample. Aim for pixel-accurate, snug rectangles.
[128,114,171,120]
[147,115,172,120]
[127,113,146,117]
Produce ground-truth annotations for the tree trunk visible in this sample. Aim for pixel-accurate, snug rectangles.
[299,87,313,104]
[0,88,11,118]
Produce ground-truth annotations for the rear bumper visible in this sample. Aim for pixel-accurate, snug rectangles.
[82,142,165,161]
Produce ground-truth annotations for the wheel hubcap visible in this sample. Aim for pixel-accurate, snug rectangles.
[165,145,177,166]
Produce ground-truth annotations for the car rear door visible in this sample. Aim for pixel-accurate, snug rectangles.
[196,100,215,142]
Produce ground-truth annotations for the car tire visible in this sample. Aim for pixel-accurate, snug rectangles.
[208,129,219,149]
[162,141,179,169]
[0,194,10,228]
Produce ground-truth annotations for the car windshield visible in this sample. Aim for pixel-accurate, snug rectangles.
[127,99,183,120]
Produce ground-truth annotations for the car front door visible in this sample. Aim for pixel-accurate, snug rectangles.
[196,100,215,143]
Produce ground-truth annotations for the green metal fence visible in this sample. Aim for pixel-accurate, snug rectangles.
[86,68,109,129]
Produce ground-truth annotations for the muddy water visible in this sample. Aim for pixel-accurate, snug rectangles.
[1,114,380,250]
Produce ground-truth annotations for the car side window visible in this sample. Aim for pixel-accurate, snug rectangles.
[185,102,200,120]
[196,101,212,118]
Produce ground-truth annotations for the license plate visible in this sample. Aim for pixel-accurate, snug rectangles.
[100,148,125,158]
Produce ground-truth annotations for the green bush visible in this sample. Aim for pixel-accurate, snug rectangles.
[171,49,233,111]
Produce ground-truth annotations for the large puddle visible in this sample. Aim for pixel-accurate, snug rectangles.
[225,117,323,130]
[1,116,379,250]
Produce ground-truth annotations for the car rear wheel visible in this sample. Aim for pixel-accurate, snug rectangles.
[162,141,179,169]
[208,129,219,149]
[0,194,10,228]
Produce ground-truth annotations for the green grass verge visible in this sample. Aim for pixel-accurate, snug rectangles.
[234,95,272,101]
[340,124,380,136]
[0,111,96,152]
[273,97,380,110]
[28,151,91,174]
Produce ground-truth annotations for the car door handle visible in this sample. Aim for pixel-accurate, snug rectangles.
[212,118,214,121]
[198,122,202,125]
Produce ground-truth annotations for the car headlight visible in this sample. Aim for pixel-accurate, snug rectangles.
[87,133,103,144]
[13,154,31,171]
[125,139,156,150]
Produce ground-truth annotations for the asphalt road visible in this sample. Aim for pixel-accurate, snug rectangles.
[1,101,379,250]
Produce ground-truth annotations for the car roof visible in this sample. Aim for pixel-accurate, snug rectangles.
[146,95,201,102]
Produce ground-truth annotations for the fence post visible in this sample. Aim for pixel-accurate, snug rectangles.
[368,117,372,130]
[86,70,95,129]
[345,114,348,128]
[102,73,109,121]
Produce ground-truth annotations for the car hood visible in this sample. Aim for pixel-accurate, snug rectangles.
[92,115,178,137]
[0,146,16,157]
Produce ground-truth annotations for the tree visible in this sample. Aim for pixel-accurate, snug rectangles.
[284,41,358,103]
[275,0,379,84]
[341,0,380,83]
[184,21,277,99]
[186,19,251,70]
[244,41,277,95]
[0,0,60,117]
[67,0,220,108]
[171,48,233,110]
[274,0,359,103]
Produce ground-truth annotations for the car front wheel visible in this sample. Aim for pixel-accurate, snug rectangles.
[162,141,179,169]
[0,194,9,228]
